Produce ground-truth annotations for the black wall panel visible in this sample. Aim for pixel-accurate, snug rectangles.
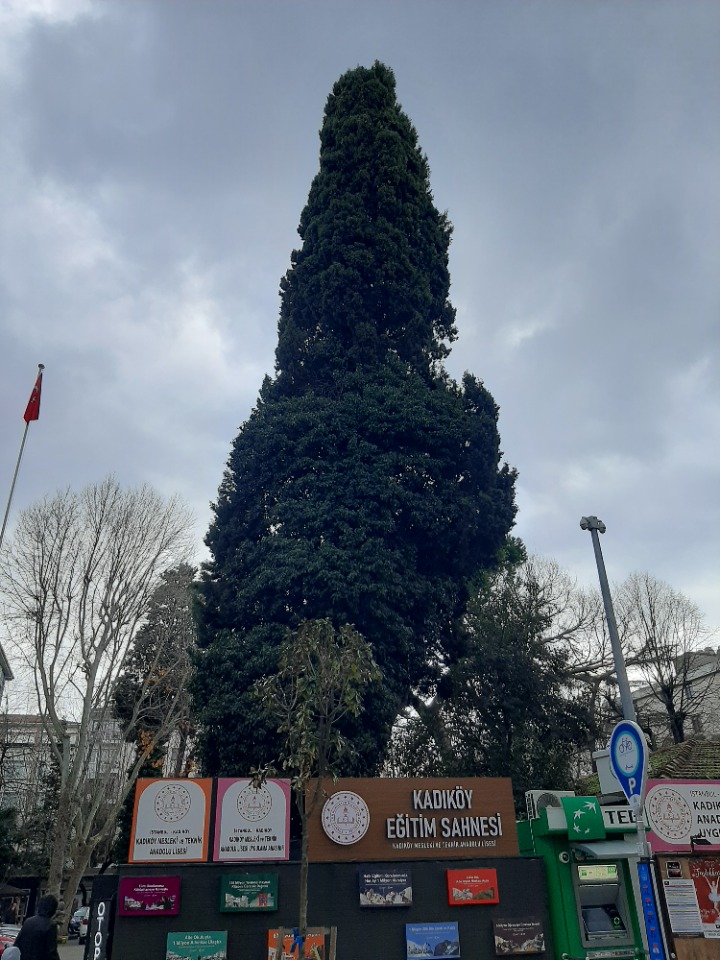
[110,858,553,960]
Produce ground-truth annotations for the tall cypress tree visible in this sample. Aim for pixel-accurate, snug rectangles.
[195,62,517,776]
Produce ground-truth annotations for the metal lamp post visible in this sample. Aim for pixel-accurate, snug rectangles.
[580,516,637,723]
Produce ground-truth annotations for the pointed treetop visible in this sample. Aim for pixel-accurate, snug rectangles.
[276,61,457,391]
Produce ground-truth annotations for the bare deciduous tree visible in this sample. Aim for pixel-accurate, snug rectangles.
[0,477,194,908]
[619,572,712,744]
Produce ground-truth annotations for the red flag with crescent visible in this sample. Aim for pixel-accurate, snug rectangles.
[23,370,43,423]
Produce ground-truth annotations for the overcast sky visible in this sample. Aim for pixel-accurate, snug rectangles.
[1,0,718,636]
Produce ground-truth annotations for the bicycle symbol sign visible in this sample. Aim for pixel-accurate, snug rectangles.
[609,721,648,804]
[616,735,639,773]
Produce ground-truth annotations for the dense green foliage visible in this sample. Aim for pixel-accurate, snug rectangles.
[389,559,594,804]
[195,62,516,776]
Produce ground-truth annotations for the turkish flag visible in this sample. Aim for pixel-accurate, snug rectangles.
[23,369,43,423]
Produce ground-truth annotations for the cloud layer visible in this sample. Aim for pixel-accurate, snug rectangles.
[1,0,718,633]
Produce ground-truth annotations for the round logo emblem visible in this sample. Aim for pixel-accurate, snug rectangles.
[321,791,370,845]
[646,787,693,842]
[237,783,273,821]
[154,783,192,822]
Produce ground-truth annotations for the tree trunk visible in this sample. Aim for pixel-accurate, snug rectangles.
[299,793,309,938]
[46,795,73,896]
[59,843,94,930]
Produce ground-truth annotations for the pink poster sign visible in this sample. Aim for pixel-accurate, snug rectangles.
[118,876,181,916]
[213,778,292,861]
[645,780,720,853]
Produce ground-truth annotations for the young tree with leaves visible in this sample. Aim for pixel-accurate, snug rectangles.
[196,61,516,776]
[254,618,380,943]
[0,477,194,908]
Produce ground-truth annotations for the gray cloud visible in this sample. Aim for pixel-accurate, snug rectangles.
[1,0,718,633]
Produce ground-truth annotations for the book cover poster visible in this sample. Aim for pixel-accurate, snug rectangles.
[130,778,213,863]
[166,930,227,960]
[406,922,460,958]
[359,868,412,907]
[119,876,180,916]
[689,860,720,938]
[267,928,325,959]
[494,919,545,954]
[447,868,499,905]
[214,778,291,861]
[219,873,278,911]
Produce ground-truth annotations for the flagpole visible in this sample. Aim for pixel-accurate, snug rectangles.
[0,363,44,554]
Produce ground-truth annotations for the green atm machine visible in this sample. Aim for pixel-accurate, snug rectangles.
[518,795,647,960]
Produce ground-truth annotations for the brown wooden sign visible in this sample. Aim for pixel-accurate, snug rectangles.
[306,777,518,862]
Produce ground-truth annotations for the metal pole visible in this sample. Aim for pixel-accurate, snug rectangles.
[0,363,43,554]
[580,516,637,723]
[0,420,30,554]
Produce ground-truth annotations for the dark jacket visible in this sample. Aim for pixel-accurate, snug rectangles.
[13,912,60,960]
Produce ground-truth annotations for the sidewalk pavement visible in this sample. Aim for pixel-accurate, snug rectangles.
[58,939,85,959]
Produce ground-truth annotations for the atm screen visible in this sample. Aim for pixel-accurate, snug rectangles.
[581,904,627,936]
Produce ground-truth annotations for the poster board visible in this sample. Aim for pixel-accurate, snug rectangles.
[446,868,499,905]
[213,778,291,861]
[166,930,227,959]
[267,928,325,959]
[219,873,278,911]
[118,876,180,916]
[493,919,545,954]
[129,778,213,863]
[689,860,720,938]
[405,922,460,958]
[359,867,412,906]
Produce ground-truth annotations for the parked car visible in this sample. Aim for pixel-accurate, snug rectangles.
[69,905,89,938]
[78,909,90,946]
[0,924,21,955]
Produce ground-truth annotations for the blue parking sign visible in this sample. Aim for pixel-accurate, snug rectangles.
[609,720,648,807]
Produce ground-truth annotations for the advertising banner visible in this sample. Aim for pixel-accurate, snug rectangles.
[118,876,181,916]
[645,780,720,852]
[166,930,227,960]
[689,859,720,938]
[406,922,460,958]
[219,873,278,911]
[359,867,412,906]
[213,778,291,861]
[307,777,518,862]
[267,928,325,959]
[493,919,545,955]
[130,778,213,863]
[446,868,499,905]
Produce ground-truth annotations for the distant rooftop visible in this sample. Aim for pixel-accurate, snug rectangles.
[580,736,720,796]
[649,736,720,780]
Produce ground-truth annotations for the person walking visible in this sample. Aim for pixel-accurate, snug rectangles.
[13,893,61,960]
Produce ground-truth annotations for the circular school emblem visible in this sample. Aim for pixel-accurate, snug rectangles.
[647,787,693,842]
[237,783,273,821]
[154,783,192,822]
[321,791,370,845]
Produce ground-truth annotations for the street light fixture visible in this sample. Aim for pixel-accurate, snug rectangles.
[580,516,637,723]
